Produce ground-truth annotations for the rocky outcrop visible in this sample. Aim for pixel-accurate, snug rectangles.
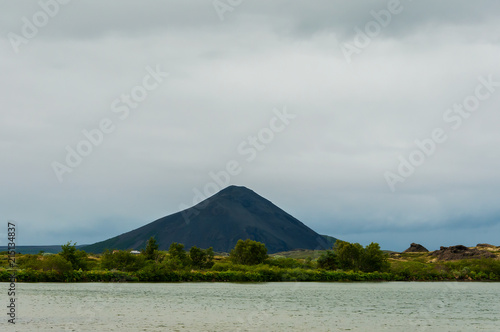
[476,243,496,249]
[430,245,496,261]
[403,243,429,253]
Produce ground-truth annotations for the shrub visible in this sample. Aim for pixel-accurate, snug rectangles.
[17,254,43,270]
[42,255,73,273]
[230,239,268,265]
[266,257,304,269]
[333,241,388,272]
[60,241,88,270]
[168,243,189,266]
[360,243,389,272]
[189,246,215,269]
[334,241,363,270]
[317,251,338,270]
[100,250,146,272]
[143,237,159,261]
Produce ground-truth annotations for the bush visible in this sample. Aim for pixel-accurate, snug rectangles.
[60,241,89,270]
[230,239,268,265]
[143,237,159,261]
[317,251,338,270]
[360,243,389,272]
[100,250,146,272]
[189,246,215,269]
[17,254,73,273]
[333,241,388,272]
[17,254,43,270]
[42,255,73,273]
[211,262,252,272]
[334,241,363,271]
[266,257,304,269]
[168,243,189,266]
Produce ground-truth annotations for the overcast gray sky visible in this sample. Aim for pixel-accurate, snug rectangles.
[1,0,499,251]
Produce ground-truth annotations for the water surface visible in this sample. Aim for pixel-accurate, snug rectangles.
[4,282,500,331]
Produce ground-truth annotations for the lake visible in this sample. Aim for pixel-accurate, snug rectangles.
[4,282,500,331]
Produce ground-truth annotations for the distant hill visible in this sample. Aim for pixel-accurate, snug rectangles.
[83,185,336,254]
[0,245,87,255]
[321,234,338,248]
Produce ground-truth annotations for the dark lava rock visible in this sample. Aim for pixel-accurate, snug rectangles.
[476,243,496,248]
[430,245,496,261]
[403,243,429,253]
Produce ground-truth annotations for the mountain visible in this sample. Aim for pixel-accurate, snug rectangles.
[83,185,336,254]
[321,234,338,248]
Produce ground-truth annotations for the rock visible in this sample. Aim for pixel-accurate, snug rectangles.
[403,243,429,253]
[476,243,496,248]
[430,245,496,261]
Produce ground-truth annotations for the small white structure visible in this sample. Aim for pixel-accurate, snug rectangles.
[130,250,141,255]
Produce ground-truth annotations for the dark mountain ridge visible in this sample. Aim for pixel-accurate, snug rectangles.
[83,185,335,254]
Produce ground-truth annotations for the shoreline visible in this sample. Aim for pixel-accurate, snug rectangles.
[2,269,499,283]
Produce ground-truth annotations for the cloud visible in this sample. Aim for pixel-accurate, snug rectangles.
[1,1,499,250]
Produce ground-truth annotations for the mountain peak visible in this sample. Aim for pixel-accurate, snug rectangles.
[84,186,335,253]
[222,184,249,190]
[217,185,254,195]
[215,185,259,199]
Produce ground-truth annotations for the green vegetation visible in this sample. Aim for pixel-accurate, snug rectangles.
[142,237,159,261]
[16,254,73,273]
[168,242,189,266]
[60,241,89,270]
[1,240,499,283]
[317,250,337,270]
[100,250,146,272]
[189,246,215,269]
[316,241,389,272]
[389,253,500,281]
[230,239,268,265]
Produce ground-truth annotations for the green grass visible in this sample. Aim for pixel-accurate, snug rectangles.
[271,249,327,259]
[389,258,500,281]
[2,247,499,283]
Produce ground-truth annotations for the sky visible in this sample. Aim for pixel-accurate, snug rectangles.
[1,0,500,251]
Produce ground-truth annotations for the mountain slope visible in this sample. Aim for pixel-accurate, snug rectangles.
[83,185,335,254]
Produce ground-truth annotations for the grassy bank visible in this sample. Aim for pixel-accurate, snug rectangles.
[1,262,499,283]
[0,268,392,282]
[389,253,500,281]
